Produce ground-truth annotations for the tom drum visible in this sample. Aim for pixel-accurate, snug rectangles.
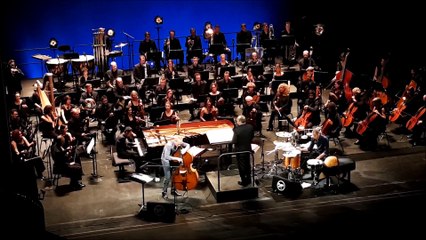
[283,149,301,170]
[46,58,68,75]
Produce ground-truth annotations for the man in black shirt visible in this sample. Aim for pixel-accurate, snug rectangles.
[236,23,252,61]
[232,115,254,186]
[139,32,160,70]
[185,28,203,64]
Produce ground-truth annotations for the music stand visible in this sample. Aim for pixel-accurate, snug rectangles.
[263,39,278,49]
[86,136,101,181]
[195,70,210,81]
[222,88,239,100]
[130,173,154,213]
[169,49,184,66]
[143,77,159,90]
[270,80,289,93]
[122,75,132,85]
[247,64,264,78]
[85,78,101,88]
[237,43,251,56]
[209,44,225,56]
[218,66,236,78]
[150,106,165,122]
[196,94,207,104]
[188,49,203,61]
[168,77,185,91]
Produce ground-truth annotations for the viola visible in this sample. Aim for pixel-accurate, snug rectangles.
[406,106,425,131]
[172,146,199,191]
[341,102,358,127]
[252,94,260,103]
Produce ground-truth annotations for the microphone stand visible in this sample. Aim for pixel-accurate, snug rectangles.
[123,31,135,70]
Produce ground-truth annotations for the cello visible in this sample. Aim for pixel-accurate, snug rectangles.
[294,109,312,130]
[335,50,353,102]
[341,102,358,127]
[321,119,333,136]
[356,111,378,135]
[406,106,426,131]
[172,145,199,191]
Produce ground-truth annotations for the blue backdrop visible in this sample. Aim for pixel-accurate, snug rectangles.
[1,0,292,79]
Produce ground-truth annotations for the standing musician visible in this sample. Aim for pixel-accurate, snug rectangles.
[138,32,160,70]
[236,23,252,61]
[161,139,190,199]
[355,97,387,150]
[243,96,262,134]
[373,56,390,90]
[164,30,184,69]
[210,25,231,64]
[5,59,24,104]
[267,83,295,131]
[232,115,254,187]
[185,28,203,64]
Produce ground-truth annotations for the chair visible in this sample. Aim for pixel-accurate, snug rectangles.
[112,152,133,183]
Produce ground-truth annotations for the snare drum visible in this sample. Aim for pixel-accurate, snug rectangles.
[307,159,324,172]
[46,58,68,75]
[71,55,95,73]
[283,149,301,170]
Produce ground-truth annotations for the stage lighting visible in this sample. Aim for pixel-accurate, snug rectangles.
[49,38,58,48]
[154,16,163,25]
[253,22,261,31]
[107,28,115,37]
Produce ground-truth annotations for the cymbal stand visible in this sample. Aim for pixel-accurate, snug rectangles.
[123,31,135,70]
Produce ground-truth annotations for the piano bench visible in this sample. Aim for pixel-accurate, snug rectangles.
[112,152,133,183]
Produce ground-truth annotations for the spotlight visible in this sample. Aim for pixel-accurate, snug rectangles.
[253,22,261,31]
[154,16,163,25]
[49,38,58,48]
[107,28,115,37]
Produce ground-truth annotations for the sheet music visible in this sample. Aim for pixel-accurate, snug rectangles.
[130,173,154,184]
[134,138,144,157]
[187,146,205,157]
[86,138,95,155]
[251,144,260,153]
[206,128,234,145]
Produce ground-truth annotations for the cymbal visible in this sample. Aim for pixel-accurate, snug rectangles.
[115,42,128,48]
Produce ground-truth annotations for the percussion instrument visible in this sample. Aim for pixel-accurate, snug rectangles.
[276,131,292,142]
[71,55,95,73]
[272,141,295,152]
[283,149,301,170]
[46,58,68,75]
[307,159,324,185]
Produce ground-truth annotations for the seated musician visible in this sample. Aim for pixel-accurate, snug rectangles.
[161,138,190,199]
[242,68,257,87]
[189,72,207,120]
[158,88,176,107]
[215,53,230,79]
[78,67,92,90]
[267,83,295,131]
[160,101,180,124]
[115,126,144,173]
[79,83,98,118]
[200,97,218,122]
[327,80,347,116]
[296,89,322,130]
[241,82,260,108]
[243,96,262,133]
[297,66,317,113]
[104,61,123,89]
[127,90,146,125]
[39,105,58,139]
[322,102,342,138]
[11,92,29,122]
[9,108,27,133]
[187,57,204,80]
[217,71,235,90]
[10,129,45,179]
[301,127,329,161]
[164,59,179,80]
[407,94,426,146]
[155,76,169,97]
[96,95,116,142]
[344,87,368,138]
[208,82,224,107]
[243,52,263,72]
[298,50,316,71]
[110,77,129,101]
[122,106,140,133]
[52,125,85,189]
[272,63,284,79]
[132,55,151,86]
[67,108,92,143]
[355,97,387,150]
[60,95,74,125]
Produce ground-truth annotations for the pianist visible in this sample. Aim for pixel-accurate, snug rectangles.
[115,126,144,173]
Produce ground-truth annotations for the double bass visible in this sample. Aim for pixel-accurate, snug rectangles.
[172,146,199,191]
[335,50,353,102]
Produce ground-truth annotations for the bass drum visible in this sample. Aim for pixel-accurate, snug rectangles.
[71,55,95,74]
[46,58,68,75]
[283,149,301,170]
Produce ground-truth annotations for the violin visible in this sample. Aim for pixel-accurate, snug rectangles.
[172,146,199,191]
[406,106,425,131]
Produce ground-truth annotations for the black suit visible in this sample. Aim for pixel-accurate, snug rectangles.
[232,123,254,185]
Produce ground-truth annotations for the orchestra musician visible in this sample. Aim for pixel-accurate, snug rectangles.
[236,23,252,61]
[67,108,92,143]
[210,25,231,64]
[133,55,151,101]
[79,67,93,90]
[199,97,218,122]
[164,59,179,80]
[115,126,145,173]
[243,96,262,134]
[39,105,58,139]
[104,61,123,88]
[301,127,329,161]
[159,101,180,124]
[208,82,224,108]
[242,68,257,87]
[164,30,184,69]
[79,83,98,118]
[155,76,169,101]
[298,50,316,71]
[297,66,317,113]
[127,90,146,128]
[215,53,230,79]
[9,109,27,133]
[5,59,24,104]
[343,87,368,138]
[187,56,204,80]
[243,52,263,73]
[267,83,295,131]
[161,138,190,199]
[407,94,426,146]
[60,95,74,125]
[111,77,129,101]
[296,89,322,129]
[52,125,85,189]
[373,56,390,89]
[189,72,207,120]
[322,102,342,138]
[185,28,203,64]
[355,97,387,150]
[138,32,160,70]
[241,82,260,107]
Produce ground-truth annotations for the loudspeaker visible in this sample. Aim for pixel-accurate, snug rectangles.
[272,176,302,196]
[140,202,176,223]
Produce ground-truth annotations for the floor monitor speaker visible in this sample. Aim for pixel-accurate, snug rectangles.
[141,202,176,223]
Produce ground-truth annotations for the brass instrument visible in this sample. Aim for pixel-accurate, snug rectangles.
[187,37,194,51]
